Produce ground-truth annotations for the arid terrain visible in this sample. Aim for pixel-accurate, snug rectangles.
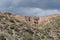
[0,12,60,40]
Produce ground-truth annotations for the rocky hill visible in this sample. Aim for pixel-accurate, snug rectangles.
[0,12,60,40]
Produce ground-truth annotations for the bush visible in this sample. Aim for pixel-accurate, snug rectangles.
[0,35,6,40]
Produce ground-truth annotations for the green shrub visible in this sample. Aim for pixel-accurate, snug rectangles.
[0,35,6,40]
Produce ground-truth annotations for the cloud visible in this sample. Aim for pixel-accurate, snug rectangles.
[1,7,60,16]
[18,8,60,16]
[0,0,60,9]
[0,0,60,16]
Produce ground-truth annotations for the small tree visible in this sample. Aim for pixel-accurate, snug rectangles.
[0,35,6,40]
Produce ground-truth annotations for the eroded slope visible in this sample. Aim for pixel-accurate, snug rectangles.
[0,12,60,40]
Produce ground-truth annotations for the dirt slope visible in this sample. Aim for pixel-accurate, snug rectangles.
[0,12,60,40]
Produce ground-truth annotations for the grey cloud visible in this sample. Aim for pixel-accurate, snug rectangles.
[3,7,60,16]
[11,0,60,9]
[0,0,60,16]
[0,0,60,9]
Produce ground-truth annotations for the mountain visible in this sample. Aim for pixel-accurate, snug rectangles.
[0,12,60,40]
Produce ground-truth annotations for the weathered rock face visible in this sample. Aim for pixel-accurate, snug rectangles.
[0,12,60,40]
[14,13,59,26]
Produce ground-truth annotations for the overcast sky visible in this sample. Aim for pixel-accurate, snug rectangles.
[0,0,60,16]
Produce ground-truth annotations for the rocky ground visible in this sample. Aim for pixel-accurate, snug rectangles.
[0,12,60,40]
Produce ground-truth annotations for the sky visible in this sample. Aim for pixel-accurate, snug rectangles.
[0,0,60,16]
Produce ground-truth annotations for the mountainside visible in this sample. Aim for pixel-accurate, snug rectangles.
[0,12,60,40]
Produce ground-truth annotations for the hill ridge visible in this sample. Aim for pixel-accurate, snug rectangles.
[0,12,60,40]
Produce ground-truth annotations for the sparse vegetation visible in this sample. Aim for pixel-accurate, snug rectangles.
[0,35,6,40]
[0,12,60,40]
